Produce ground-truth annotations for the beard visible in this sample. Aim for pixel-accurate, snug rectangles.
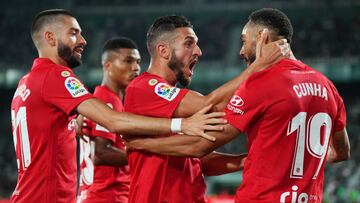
[243,53,256,66]
[57,41,82,69]
[167,51,190,87]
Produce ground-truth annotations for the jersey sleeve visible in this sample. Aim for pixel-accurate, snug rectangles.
[42,68,93,116]
[224,79,267,132]
[334,93,346,132]
[90,89,117,143]
[125,77,188,118]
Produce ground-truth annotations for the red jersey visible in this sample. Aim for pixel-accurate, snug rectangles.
[78,85,130,203]
[225,59,346,203]
[10,58,93,203]
[124,72,207,203]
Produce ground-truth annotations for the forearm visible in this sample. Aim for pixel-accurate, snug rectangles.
[109,111,173,136]
[127,124,240,158]
[77,98,173,136]
[128,135,213,158]
[206,61,265,111]
[327,129,350,163]
[201,152,247,176]
[205,67,251,111]
[93,145,128,166]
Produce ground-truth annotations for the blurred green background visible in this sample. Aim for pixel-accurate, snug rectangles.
[1,0,359,202]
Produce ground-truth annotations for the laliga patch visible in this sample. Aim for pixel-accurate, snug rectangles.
[148,79,158,86]
[154,83,180,101]
[64,77,88,97]
[61,71,71,77]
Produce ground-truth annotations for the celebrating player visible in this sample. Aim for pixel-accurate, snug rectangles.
[10,9,225,203]
[77,37,141,202]
[123,15,288,202]
[126,9,350,203]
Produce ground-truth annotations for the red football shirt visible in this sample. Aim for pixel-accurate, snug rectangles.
[124,72,207,203]
[78,85,130,203]
[10,58,93,203]
[225,59,346,203]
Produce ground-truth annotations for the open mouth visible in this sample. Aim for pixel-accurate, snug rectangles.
[189,59,198,75]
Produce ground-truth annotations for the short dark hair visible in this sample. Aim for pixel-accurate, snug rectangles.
[249,8,293,43]
[101,37,139,64]
[102,37,138,54]
[31,9,75,46]
[146,15,193,56]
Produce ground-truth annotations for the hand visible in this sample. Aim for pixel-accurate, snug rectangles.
[250,28,291,72]
[75,115,92,143]
[181,105,227,142]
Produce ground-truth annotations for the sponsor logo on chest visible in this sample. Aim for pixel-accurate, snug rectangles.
[280,185,318,203]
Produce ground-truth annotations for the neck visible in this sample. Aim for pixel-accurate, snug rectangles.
[101,77,124,99]
[289,51,297,60]
[38,49,68,67]
[147,58,177,85]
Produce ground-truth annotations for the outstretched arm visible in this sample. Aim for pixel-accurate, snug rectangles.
[126,123,241,158]
[201,152,247,176]
[327,128,350,163]
[175,29,290,117]
[77,100,225,139]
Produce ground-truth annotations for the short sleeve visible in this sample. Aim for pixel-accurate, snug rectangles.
[334,95,346,132]
[42,68,93,116]
[225,80,267,132]
[125,77,188,118]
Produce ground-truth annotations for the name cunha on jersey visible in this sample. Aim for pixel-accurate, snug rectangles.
[227,95,245,115]
[293,82,328,100]
[14,85,31,102]
[64,77,88,98]
[154,82,180,101]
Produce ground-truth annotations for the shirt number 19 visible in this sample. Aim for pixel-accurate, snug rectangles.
[287,112,332,179]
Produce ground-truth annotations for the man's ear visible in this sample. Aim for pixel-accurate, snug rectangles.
[44,31,56,47]
[157,42,170,60]
[257,29,270,44]
[103,61,112,72]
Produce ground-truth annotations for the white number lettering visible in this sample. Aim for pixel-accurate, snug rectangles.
[287,112,332,179]
[11,107,31,170]
[79,136,94,185]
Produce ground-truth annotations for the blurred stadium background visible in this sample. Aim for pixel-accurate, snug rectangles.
[1,0,359,202]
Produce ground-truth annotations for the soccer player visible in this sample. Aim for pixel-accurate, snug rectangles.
[77,37,140,202]
[123,15,288,202]
[126,9,351,203]
[10,9,225,203]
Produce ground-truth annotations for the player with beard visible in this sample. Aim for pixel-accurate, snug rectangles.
[77,37,141,203]
[126,9,350,203]
[10,9,227,203]
[123,15,289,203]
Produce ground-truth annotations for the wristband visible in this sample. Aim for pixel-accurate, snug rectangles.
[171,118,182,133]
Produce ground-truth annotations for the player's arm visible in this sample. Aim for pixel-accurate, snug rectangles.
[76,99,225,139]
[200,152,247,176]
[175,30,289,117]
[327,128,350,163]
[126,123,240,158]
[92,136,127,166]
